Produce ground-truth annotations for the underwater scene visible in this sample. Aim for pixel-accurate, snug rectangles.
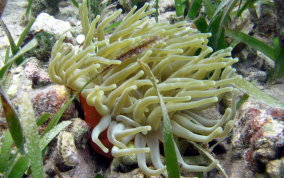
[0,0,283,177]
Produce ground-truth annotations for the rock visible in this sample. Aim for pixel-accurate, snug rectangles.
[254,3,277,40]
[45,127,96,177]
[236,56,272,85]
[62,146,96,178]
[118,0,149,12]
[248,71,267,83]
[266,157,284,178]
[56,131,79,169]
[54,4,80,26]
[232,99,284,174]
[31,85,78,120]
[58,0,69,8]
[31,0,62,17]
[195,106,222,122]
[256,51,274,70]
[157,11,177,23]
[120,152,137,166]
[247,119,284,165]
[24,31,56,62]
[31,13,72,38]
[66,118,90,147]
[111,155,138,174]
[24,58,51,88]
[226,160,254,178]
[158,0,175,13]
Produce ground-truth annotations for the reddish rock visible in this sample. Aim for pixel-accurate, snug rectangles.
[267,108,284,121]
[24,58,51,88]
[32,85,78,120]
[232,100,284,174]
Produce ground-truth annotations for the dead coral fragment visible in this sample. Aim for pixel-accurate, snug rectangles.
[48,1,239,176]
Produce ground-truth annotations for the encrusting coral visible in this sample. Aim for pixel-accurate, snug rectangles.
[48,1,240,176]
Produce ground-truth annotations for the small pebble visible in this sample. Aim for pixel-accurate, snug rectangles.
[76,34,85,45]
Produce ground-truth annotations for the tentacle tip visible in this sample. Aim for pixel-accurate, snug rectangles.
[146,126,152,131]
[227,47,233,51]
[225,108,232,113]
[212,97,219,102]
[226,120,235,126]
[208,47,213,52]
[102,147,109,153]
[92,138,109,153]
[233,88,239,93]
[215,127,223,134]
[145,148,151,152]
[144,2,150,7]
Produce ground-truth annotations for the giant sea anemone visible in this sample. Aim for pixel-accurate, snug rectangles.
[48,1,240,176]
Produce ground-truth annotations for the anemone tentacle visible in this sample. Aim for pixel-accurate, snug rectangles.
[48,1,239,176]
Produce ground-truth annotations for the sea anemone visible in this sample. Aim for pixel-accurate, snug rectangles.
[48,1,240,176]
